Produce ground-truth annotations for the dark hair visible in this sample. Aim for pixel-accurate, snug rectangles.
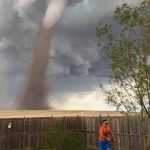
[102,119,108,123]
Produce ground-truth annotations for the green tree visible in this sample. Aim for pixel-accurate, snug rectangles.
[97,2,150,148]
[96,0,150,150]
[96,0,150,117]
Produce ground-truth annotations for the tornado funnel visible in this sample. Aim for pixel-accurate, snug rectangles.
[17,0,83,109]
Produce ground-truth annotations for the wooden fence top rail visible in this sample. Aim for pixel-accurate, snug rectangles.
[0,110,126,119]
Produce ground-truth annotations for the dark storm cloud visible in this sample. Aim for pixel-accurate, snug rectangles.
[0,0,138,108]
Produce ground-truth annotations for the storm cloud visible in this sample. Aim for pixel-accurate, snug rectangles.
[0,0,138,109]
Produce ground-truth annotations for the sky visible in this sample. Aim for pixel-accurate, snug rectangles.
[0,0,138,110]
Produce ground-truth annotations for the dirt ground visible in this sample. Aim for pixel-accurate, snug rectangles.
[0,110,124,118]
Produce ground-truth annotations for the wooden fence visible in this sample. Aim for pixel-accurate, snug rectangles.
[83,116,150,150]
[0,116,149,150]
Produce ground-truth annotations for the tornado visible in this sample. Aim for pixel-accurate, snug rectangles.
[17,0,68,109]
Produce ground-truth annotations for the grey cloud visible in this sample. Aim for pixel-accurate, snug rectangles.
[68,0,83,6]
[50,76,104,93]
[61,0,138,29]
[49,33,101,77]
[0,0,138,108]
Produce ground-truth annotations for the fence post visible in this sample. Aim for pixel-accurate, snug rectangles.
[146,119,150,150]
[126,115,132,150]
[116,118,121,150]
[23,117,25,150]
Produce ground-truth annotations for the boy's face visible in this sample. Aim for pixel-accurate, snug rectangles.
[102,121,109,127]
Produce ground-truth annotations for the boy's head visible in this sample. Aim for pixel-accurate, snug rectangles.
[102,119,109,127]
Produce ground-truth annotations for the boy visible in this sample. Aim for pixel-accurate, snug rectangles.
[98,119,113,150]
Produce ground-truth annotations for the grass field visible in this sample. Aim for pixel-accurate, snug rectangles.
[0,110,124,118]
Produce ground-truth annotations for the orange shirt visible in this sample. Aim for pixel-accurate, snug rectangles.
[99,126,112,141]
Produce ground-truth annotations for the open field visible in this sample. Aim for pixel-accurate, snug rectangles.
[0,110,125,118]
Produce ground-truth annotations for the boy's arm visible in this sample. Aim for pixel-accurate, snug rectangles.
[108,127,114,141]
